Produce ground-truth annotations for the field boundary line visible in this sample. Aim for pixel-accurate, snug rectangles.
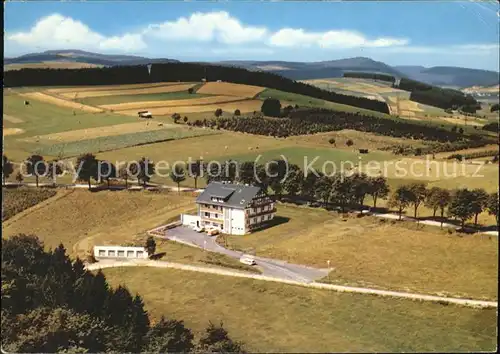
[87,260,497,309]
[111,97,252,113]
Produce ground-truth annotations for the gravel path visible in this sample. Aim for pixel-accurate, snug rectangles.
[87,259,497,309]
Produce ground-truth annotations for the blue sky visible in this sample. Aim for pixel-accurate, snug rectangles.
[5,1,499,70]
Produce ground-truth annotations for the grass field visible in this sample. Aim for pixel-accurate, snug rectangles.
[196,82,265,98]
[117,100,262,116]
[103,267,497,352]
[45,82,179,93]
[23,121,176,143]
[103,95,246,112]
[218,146,393,174]
[20,92,104,112]
[58,83,196,99]
[1,187,260,274]
[33,126,218,158]
[3,94,138,161]
[77,91,211,106]
[222,204,498,300]
[1,189,196,258]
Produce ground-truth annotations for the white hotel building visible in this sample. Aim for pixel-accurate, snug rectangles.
[189,182,276,235]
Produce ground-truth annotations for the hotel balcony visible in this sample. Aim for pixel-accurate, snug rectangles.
[246,207,276,217]
[249,198,273,207]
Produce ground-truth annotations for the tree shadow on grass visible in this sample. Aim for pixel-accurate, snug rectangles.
[251,216,290,234]
[150,252,166,260]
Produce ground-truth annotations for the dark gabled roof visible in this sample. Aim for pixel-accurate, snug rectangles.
[196,182,263,209]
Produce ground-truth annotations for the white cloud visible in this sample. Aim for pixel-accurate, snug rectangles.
[382,43,500,55]
[143,11,268,44]
[5,14,146,53]
[5,11,497,67]
[269,28,409,48]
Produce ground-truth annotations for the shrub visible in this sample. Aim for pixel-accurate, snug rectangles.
[448,154,463,161]
[215,108,223,117]
[234,109,241,116]
[261,98,281,117]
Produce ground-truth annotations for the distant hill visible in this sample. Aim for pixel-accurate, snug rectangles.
[4,49,179,67]
[4,50,498,88]
[395,65,499,88]
[218,57,402,80]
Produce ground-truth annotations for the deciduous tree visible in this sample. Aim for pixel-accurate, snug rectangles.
[388,185,413,220]
[188,160,203,189]
[15,171,24,185]
[144,316,194,353]
[170,164,186,194]
[237,161,256,185]
[145,236,156,257]
[424,187,451,228]
[448,189,476,228]
[46,160,64,187]
[98,160,116,188]
[25,154,47,188]
[131,157,155,188]
[2,154,14,186]
[470,188,489,226]
[282,164,303,197]
[197,321,245,353]
[76,153,98,190]
[118,164,132,189]
[486,192,499,228]
[408,183,427,219]
[367,176,389,209]
[261,98,281,117]
[315,174,333,207]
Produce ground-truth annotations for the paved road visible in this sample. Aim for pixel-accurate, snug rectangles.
[156,226,330,283]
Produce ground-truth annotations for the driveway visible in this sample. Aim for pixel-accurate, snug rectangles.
[160,226,329,283]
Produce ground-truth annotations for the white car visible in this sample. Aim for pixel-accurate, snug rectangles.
[206,228,219,236]
[239,255,257,266]
[192,226,204,233]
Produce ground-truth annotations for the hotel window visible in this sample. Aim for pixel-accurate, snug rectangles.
[117,250,125,257]
[108,250,116,257]
[137,251,144,258]
[205,212,210,217]
[98,250,105,257]
[127,251,134,257]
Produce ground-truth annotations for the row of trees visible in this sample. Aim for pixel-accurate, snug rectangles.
[410,89,480,112]
[389,184,498,228]
[5,62,390,114]
[343,72,396,83]
[2,235,244,352]
[395,77,480,111]
[194,159,498,228]
[4,153,498,227]
[187,108,491,147]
